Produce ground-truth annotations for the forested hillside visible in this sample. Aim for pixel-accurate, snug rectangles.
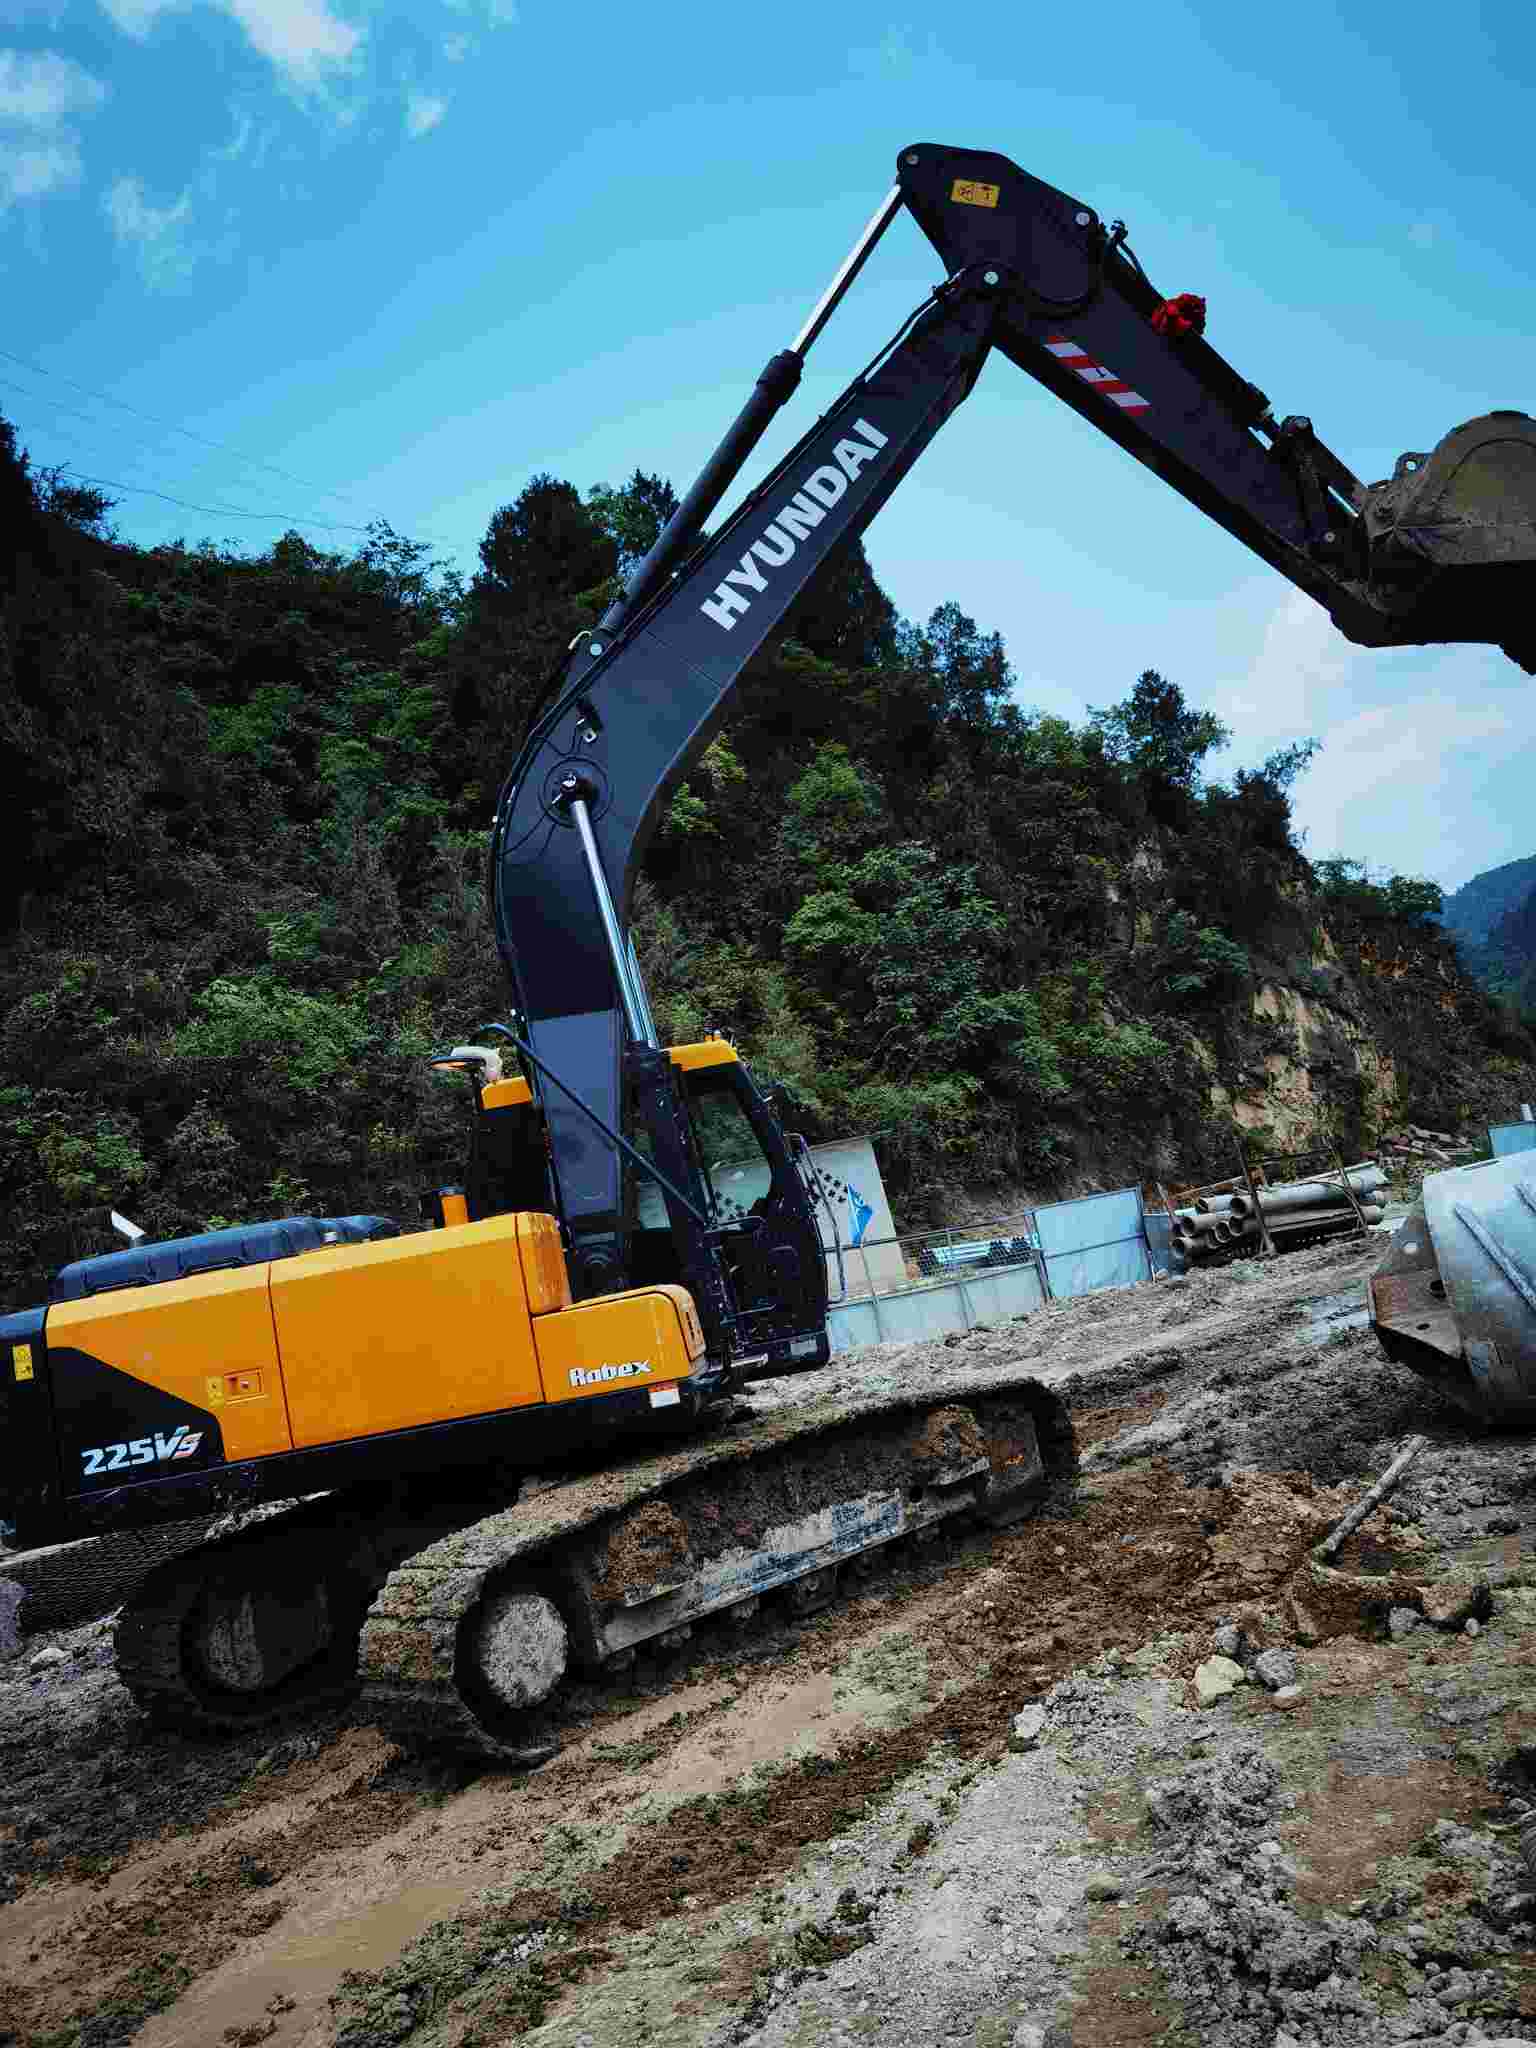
[3,412,1532,1307]
[1440,854,1536,957]
[1441,856,1536,1011]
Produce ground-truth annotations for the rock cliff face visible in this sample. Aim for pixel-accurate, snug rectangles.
[1197,922,1535,1165]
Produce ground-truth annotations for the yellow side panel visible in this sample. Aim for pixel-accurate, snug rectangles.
[481,1076,532,1109]
[667,1038,740,1072]
[534,1288,699,1405]
[271,1215,541,1448]
[516,1212,571,1315]
[647,1283,706,1360]
[48,1268,291,1461]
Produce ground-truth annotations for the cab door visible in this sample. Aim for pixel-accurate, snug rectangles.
[680,1061,828,1369]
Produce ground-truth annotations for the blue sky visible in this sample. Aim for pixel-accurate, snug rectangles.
[2,0,1532,891]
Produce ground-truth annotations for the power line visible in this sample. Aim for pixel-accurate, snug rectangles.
[0,383,218,498]
[57,466,405,536]
[0,344,443,537]
[0,372,350,523]
[1,375,483,554]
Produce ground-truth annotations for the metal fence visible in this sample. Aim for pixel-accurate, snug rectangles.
[1033,1186,1153,1299]
[823,1215,1044,1350]
[823,1189,1154,1352]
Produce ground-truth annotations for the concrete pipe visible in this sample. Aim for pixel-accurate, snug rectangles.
[1266,1203,1384,1234]
[1183,1210,1227,1237]
[1231,1167,1386,1221]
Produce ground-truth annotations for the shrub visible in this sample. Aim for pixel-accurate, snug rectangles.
[171,974,375,1092]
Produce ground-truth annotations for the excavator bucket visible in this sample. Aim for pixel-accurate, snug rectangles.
[1362,412,1536,673]
[1370,1153,1536,1423]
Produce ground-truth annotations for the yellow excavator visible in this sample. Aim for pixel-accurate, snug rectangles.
[2,142,1532,1760]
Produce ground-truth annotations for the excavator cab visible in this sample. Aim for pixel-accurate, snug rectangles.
[635,1048,830,1378]
[441,1036,830,1382]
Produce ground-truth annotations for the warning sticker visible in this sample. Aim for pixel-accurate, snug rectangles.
[951,178,999,209]
[12,1343,34,1382]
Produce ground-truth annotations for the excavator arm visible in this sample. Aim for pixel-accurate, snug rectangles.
[898,146,1535,672]
[491,140,1535,1308]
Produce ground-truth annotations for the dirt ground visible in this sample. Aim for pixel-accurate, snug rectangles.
[4,1235,1536,2048]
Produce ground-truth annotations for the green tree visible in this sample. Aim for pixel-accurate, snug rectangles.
[1313,858,1443,927]
[474,474,617,612]
[776,743,889,872]
[1089,670,1230,804]
[586,469,680,575]
[784,536,898,669]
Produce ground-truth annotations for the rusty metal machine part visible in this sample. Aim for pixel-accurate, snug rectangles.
[1370,1154,1536,1422]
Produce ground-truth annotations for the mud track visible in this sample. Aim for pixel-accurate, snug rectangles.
[4,1237,1536,2048]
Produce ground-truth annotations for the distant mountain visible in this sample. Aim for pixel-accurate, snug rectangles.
[1480,888,1536,1008]
[1440,854,1536,953]
[1441,854,1536,1002]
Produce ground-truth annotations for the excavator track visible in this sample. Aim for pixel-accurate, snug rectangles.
[105,1377,1073,1755]
[114,1495,448,1735]
[359,1379,1075,1764]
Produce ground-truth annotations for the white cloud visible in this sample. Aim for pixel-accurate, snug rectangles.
[213,105,254,159]
[0,47,107,208]
[1208,589,1536,889]
[1292,693,1512,865]
[404,87,446,137]
[97,0,175,30]
[0,47,108,121]
[850,22,937,76]
[103,170,195,285]
[442,0,516,22]
[442,31,470,59]
[0,135,77,201]
[100,0,361,91]
[224,0,358,86]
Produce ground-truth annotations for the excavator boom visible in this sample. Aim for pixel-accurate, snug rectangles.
[493,140,1534,1309]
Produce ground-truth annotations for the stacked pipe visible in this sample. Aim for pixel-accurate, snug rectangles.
[1170,1163,1386,1264]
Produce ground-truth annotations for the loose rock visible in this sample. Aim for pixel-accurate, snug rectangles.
[0,1577,22,1661]
[1010,1704,1047,1749]
[1193,1655,1246,1704]
[1389,1605,1423,1641]
[1420,1579,1493,1631]
[28,1643,66,1672]
[1252,1649,1299,1690]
